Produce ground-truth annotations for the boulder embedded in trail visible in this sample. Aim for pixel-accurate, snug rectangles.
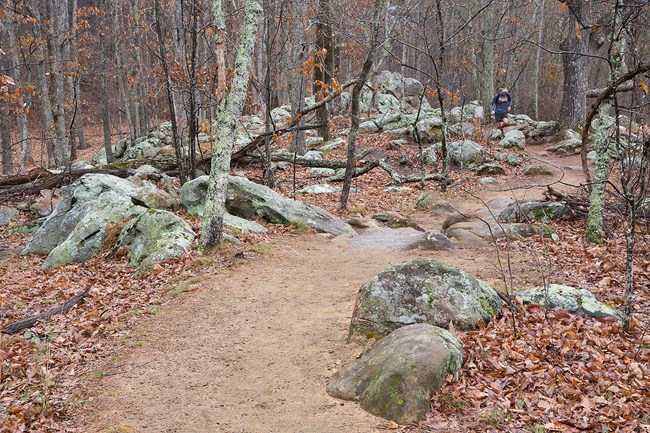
[327,323,463,425]
[349,258,502,338]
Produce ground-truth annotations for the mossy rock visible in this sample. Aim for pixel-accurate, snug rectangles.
[349,258,502,337]
[327,323,463,424]
[515,284,623,320]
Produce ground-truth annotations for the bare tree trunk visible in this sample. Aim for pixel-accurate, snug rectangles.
[559,0,590,129]
[289,0,307,155]
[2,16,33,165]
[340,0,385,210]
[585,0,625,244]
[480,1,496,113]
[314,0,334,141]
[532,0,546,120]
[0,105,13,175]
[154,0,187,184]
[262,0,276,187]
[30,0,58,166]
[99,31,114,164]
[48,0,70,164]
[200,0,262,251]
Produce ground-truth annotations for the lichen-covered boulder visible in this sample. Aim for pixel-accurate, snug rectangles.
[116,209,195,272]
[123,137,163,160]
[523,164,554,176]
[43,191,146,268]
[349,258,502,337]
[447,140,487,166]
[546,138,582,155]
[376,93,401,114]
[226,175,356,236]
[499,130,526,149]
[498,201,569,223]
[414,117,444,142]
[180,176,210,216]
[327,323,462,425]
[23,174,145,256]
[421,145,438,166]
[359,120,380,134]
[298,184,341,194]
[515,284,623,320]
[473,163,505,176]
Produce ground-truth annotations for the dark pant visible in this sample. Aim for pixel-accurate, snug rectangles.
[495,112,508,122]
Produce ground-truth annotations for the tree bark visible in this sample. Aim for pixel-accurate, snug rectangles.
[289,0,307,155]
[480,1,496,113]
[340,0,386,210]
[314,0,334,141]
[584,0,625,244]
[200,0,263,251]
[154,0,187,185]
[99,30,114,164]
[559,0,590,129]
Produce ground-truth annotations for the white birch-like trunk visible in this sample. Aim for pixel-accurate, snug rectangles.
[200,0,263,250]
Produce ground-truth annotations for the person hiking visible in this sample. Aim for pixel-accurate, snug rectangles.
[490,87,512,131]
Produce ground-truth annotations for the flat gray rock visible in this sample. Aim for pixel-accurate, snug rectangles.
[348,227,426,251]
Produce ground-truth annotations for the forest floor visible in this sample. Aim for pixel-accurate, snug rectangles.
[1,122,649,432]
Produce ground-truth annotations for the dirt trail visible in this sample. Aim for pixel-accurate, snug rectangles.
[81,147,586,433]
[82,233,518,433]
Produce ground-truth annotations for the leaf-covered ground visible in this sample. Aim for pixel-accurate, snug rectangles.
[1,123,649,432]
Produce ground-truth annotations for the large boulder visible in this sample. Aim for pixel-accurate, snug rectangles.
[376,93,401,114]
[117,209,196,272]
[42,192,146,268]
[498,200,569,223]
[515,284,623,320]
[447,140,487,166]
[375,70,403,98]
[123,137,163,160]
[349,258,502,338]
[22,174,179,268]
[23,174,146,256]
[180,176,209,216]
[226,175,356,236]
[499,129,526,149]
[327,323,463,424]
[414,117,444,142]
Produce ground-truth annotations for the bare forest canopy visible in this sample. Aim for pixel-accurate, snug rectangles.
[0,0,649,174]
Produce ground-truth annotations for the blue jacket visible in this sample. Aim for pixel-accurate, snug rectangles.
[491,92,512,114]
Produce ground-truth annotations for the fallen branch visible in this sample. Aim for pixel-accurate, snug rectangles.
[2,287,91,335]
[241,152,348,169]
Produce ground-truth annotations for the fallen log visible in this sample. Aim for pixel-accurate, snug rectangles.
[2,287,91,335]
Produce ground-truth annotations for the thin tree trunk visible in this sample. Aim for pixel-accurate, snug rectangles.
[200,0,263,251]
[289,0,307,155]
[154,0,187,185]
[2,16,33,165]
[481,1,496,113]
[99,31,114,164]
[30,0,57,167]
[340,0,385,210]
[48,0,69,165]
[0,105,13,174]
[532,0,546,120]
